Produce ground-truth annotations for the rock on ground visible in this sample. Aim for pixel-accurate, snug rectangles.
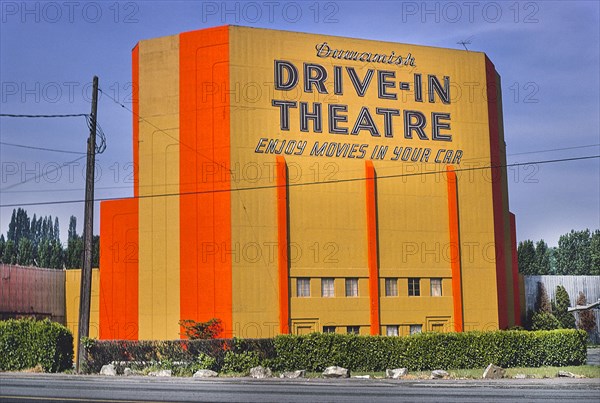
[386,368,408,379]
[148,369,172,377]
[249,366,272,379]
[100,364,116,376]
[431,370,449,379]
[482,364,505,379]
[193,369,218,378]
[280,370,305,379]
[557,371,576,378]
[322,366,350,378]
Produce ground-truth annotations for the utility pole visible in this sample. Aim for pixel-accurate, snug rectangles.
[76,76,98,373]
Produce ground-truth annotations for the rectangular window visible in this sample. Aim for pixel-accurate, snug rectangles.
[408,278,420,296]
[409,324,422,335]
[347,326,359,335]
[430,278,442,296]
[385,278,398,297]
[345,278,359,297]
[323,326,336,333]
[321,278,334,298]
[386,325,399,336]
[297,278,310,297]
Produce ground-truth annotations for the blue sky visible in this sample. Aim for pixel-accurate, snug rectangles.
[1,0,599,246]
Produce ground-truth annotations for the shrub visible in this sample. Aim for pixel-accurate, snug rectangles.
[221,350,260,374]
[576,292,597,336]
[554,285,576,329]
[179,318,223,340]
[195,352,217,371]
[82,337,275,374]
[531,312,562,331]
[82,329,587,374]
[0,318,73,372]
[272,330,587,371]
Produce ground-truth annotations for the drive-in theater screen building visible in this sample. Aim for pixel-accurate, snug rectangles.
[99,25,521,341]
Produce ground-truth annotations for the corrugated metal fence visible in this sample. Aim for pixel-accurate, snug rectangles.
[0,264,65,324]
[524,275,600,342]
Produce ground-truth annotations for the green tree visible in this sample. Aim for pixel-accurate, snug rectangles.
[50,242,63,269]
[590,230,600,275]
[2,240,16,264]
[53,217,60,242]
[556,229,592,275]
[16,238,34,266]
[37,240,52,268]
[68,216,77,242]
[533,240,551,274]
[530,311,561,330]
[0,235,5,262]
[576,291,597,336]
[518,240,536,274]
[7,208,30,244]
[66,216,81,268]
[553,285,576,329]
[92,235,100,268]
[535,282,552,313]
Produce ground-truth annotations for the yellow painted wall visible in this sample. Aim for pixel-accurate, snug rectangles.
[116,26,514,339]
[65,268,99,358]
[227,26,504,335]
[137,34,181,340]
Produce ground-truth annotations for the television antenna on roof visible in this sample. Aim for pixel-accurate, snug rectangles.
[457,37,473,51]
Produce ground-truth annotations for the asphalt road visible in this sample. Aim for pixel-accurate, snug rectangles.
[1,373,600,403]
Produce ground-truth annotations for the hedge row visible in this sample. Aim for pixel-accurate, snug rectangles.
[272,330,587,371]
[0,319,73,372]
[83,329,587,374]
[82,337,274,374]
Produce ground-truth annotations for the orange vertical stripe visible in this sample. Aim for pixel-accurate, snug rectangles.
[509,213,521,326]
[132,45,139,198]
[365,161,380,335]
[99,199,138,340]
[276,156,290,334]
[446,166,463,332]
[485,57,508,329]
[179,26,232,337]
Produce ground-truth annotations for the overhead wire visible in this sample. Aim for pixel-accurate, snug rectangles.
[0,141,86,155]
[0,154,597,208]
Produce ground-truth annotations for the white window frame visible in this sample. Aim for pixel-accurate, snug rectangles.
[385,278,398,297]
[321,278,335,298]
[345,278,359,297]
[408,278,420,296]
[297,278,310,297]
[430,278,442,297]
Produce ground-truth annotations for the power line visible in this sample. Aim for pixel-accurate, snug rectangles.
[98,87,229,173]
[508,144,600,157]
[0,141,86,155]
[2,142,598,195]
[0,154,88,192]
[1,154,597,208]
[0,113,89,118]
[0,112,105,157]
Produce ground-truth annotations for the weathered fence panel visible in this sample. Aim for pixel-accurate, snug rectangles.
[0,264,65,324]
